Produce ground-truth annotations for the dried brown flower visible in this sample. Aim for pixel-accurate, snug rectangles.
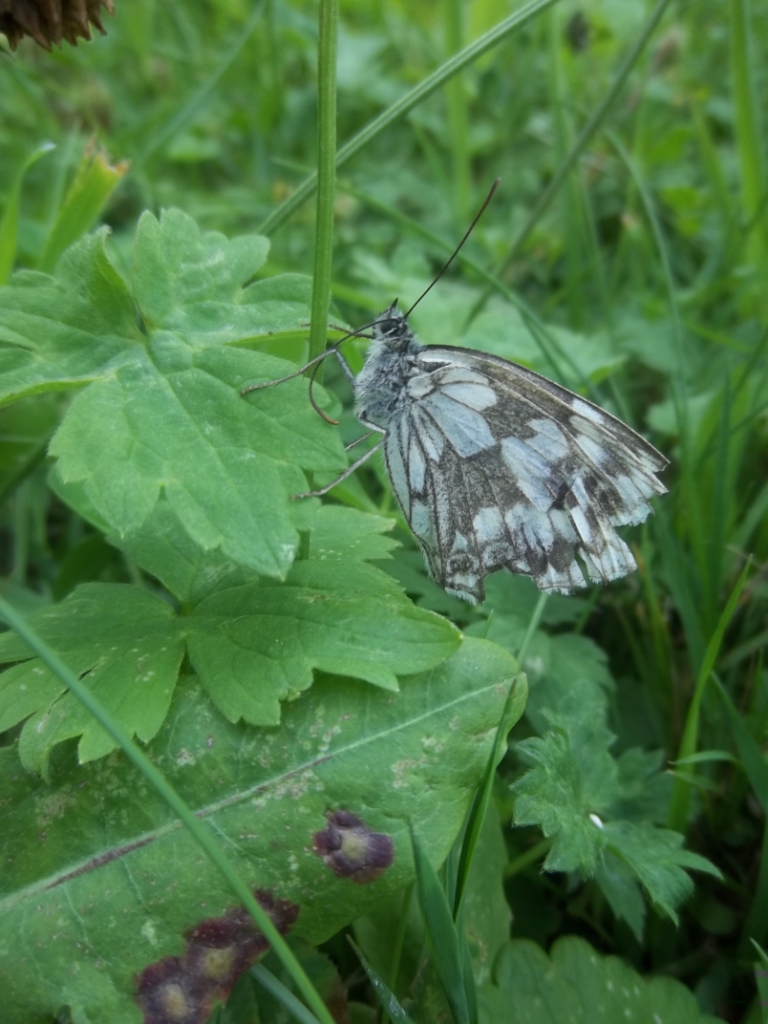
[0,0,114,50]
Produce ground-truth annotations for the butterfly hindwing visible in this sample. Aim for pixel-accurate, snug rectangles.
[382,346,667,604]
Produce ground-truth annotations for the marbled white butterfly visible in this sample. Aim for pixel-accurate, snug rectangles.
[245,190,668,604]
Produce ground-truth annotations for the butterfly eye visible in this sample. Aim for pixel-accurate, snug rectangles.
[379,318,400,336]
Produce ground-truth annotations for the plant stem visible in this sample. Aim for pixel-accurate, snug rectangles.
[730,0,768,319]
[308,0,339,369]
[443,0,470,226]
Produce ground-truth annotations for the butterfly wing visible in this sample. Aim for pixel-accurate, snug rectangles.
[383,347,668,603]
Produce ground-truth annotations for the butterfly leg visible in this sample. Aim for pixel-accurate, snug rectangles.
[345,430,378,451]
[241,348,337,395]
[292,435,386,499]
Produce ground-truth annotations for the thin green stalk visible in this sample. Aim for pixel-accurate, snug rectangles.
[449,597,542,916]
[667,560,752,832]
[379,884,414,1024]
[470,0,673,320]
[0,596,336,1024]
[300,0,338,563]
[308,0,339,367]
[548,7,586,327]
[517,591,549,667]
[730,0,768,313]
[452,671,526,918]
[258,0,562,235]
[443,0,470,225]
[250,963,323,1024]
[503,838,553,878]
[639,532,674,722]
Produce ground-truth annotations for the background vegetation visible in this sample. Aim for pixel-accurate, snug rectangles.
[0,0,766,1022]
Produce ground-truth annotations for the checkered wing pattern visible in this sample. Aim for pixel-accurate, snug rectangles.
[382,347,668,604]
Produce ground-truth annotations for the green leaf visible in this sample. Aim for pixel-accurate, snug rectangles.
[601,820,721,923]
[511,689,720,920]
[186,558,461,721]
[0,211,349,578]
[0,524,460,763]
[0,231,138,405]
[132,208,270,332]
[478,936,727,1024]
[594,853,646,943]
[50,339,343,576]
[0,584,184,773]
[513,688,618,874]
[0,637,519,1024]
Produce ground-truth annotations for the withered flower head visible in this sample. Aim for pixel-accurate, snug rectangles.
[0,0,114,51]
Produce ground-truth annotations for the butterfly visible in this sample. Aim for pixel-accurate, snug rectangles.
[249,301,668,605]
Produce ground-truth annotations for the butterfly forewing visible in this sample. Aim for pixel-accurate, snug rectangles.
[356,309,667,604]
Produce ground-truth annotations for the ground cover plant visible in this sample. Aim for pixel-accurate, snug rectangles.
[0,0,766,1022]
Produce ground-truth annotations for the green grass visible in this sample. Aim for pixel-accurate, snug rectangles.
[1,0,766,1021]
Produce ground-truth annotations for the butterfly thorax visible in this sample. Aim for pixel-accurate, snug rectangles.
[353,305,424,425]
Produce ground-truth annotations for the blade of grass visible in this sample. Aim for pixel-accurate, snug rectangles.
[0,595,337,1024]
[653,510,705,675]
[715,673,768,953]
[638,532,674,727]
[411,829,472,1024]
[451,597,539,916]
[730,0,768,316]
[300,0,338,561]
[0,142,55,284]
[547,7,588,329]
[667,559,752,831]
[606,129,718,645]
[347,937,418,1024]
[250,963,323,1024]
[381,884,414,1024]
[257,0,562,235]
[38,145,129,274]
[708,378,733,621]
[443,0,470,226]
[713,674,768,814]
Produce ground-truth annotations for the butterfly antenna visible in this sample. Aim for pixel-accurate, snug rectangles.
[404,178,500,318]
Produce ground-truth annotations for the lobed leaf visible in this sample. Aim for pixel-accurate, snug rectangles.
[0,506,460,765]
[511,688,719,920]
[479,935,726,1024]
[0,210,349,578]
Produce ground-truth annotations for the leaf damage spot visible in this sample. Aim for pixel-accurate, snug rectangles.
[313,810,394,884]
[135,889,298,1024]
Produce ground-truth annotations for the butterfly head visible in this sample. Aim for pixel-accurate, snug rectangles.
[371,302,419,355]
